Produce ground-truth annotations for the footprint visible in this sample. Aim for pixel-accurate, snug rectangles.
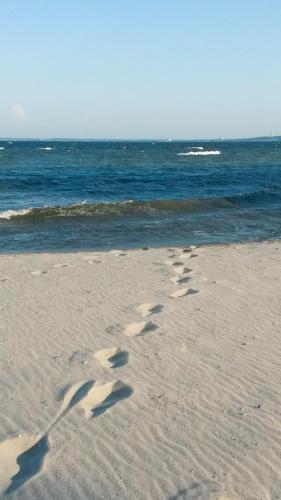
[0,380,93,496]
[31,269,48,276]
[182,248,192,253]
[170,276,191,285]
[94,347,128,368]
[82,255,100,261]
[111,250,127,257]
[124,320,157,337]
[170,288,199,298]
[0,278,9,282]
[165,261,185,267]
[139,303,163,317]
[79,379,132,418]
[0,434,49,496]
[178,253,194,260]
[174,266,192,274]
[53,263,71,268]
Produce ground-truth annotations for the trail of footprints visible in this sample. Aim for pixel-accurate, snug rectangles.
[0,246,200,495]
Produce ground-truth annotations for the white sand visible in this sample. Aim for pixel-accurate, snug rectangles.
[1,241,281,499]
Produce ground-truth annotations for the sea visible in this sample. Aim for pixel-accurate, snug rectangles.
[0,140,281,252]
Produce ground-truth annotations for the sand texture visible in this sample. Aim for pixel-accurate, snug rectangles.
[1,241,281,499]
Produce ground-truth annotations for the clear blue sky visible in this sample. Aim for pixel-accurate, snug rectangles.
[1,1,280,139]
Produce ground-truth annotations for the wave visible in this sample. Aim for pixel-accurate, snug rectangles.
[177,150,221,156]
[0,209,32,220]
[0,189,277,222]
[190,146,204,150]
[0,147,5,150]
[40,147,52,151]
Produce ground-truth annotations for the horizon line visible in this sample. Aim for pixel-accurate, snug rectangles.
[0,135,281,142]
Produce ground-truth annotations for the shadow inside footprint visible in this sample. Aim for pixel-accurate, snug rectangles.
[109,350,129,368]
[5,435,49,496]
[149,304,163,315]
[178,276,191,284]
[92,384,133,417]
[142,322,158,335]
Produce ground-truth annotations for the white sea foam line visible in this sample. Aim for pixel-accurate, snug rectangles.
[40,147,52,150]
[177,151,221,156]
[0,209,31,220]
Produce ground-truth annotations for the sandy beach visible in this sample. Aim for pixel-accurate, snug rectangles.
[1,241,281,499]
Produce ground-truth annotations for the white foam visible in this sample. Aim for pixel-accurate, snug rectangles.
[0,209,31,220]
[0,147,5,150]
[40,147,52,150]
[190,146,204,150]
[177,151,221,156]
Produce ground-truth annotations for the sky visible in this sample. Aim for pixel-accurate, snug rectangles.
[0,0,281,139]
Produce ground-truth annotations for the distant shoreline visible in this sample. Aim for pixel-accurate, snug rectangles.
[1,136,281,142]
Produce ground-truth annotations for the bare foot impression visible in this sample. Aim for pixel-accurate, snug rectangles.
[0,380,93,496]
[174,266,192,275]
[165,260,185,267]
[178,253,196,260]
[170,288,199,299]
[139,303,163,317]
[31,269,48,276]
[53,263,71,269]
[94,347,128,368]
[124,320,158,337]
[79,379,133,418]
[170,276,191,285]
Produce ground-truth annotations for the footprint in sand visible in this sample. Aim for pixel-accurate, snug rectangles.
[94,347,128,368]
[0,380,93,496]
[139,303,163,317]
[170,288,199,298]
[124,320,158,337]
[53,263,71,269]
[174,266,192,274]
[31,269,48,276]
[170,275,191,285]
[79,379,133,419]
[178,253,196,260]
[165,260,185,267]
[82,255,100,261]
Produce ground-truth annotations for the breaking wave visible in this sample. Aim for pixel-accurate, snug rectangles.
[177,150,221,156]
[0,209,32,220]
[0,189,278,222]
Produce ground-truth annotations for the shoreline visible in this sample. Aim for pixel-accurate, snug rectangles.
[1,240,281,498]
[0,235,280,257]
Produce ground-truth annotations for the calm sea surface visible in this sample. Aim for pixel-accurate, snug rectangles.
[0,140,281,252]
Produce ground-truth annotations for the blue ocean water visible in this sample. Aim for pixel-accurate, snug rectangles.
[0,140,281,252]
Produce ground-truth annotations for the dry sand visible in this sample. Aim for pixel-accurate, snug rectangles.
[0,241,281,499]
